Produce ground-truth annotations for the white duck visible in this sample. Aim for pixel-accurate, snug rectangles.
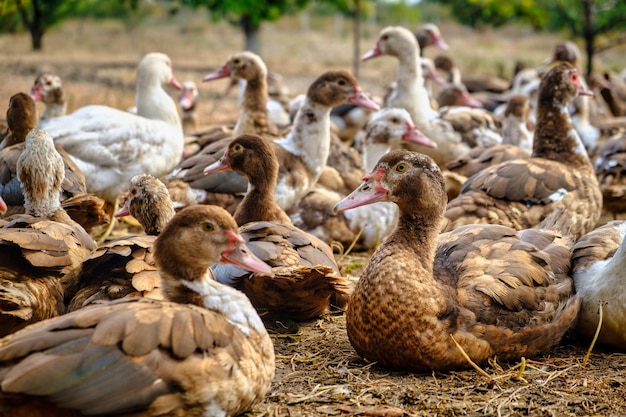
[39,52,184,206]
[362,26,502,168]
[571,220,626,350]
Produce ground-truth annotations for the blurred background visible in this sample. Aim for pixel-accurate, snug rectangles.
[1,0,625,127]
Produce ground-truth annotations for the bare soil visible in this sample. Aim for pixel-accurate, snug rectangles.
[1,11,626,417]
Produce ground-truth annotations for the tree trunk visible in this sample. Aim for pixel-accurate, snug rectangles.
[353,0,361,78]
[240,15,260,55]
[30,22,44,50]
[582,0,594,79]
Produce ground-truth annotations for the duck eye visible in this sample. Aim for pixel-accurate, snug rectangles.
[233,59,240,64]
[337,79,346,86]
[395,162,408,173]
[390,117,399,123]
[381,34,389,41]
[130,188,138,196]
[569,72,578,82]
[232,143,243,152]
[203,222,215,233]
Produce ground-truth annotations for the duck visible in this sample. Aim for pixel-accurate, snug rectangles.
[204,134,350,321]
[363,26,502,168]
[170,70,379,212]
[594,131,626,220]
[0,128,95,338]
[443,62,602,243]
[445,94,533,183]
[0,204,275,417]
[414,23,449,56]
[290,108,436,251]
[38,52,184,209]
[0,93,106,234]
[334,149,580,371]
[570,220,626,350]
[178,80,199,134]
[436,83,483,109]
[65,174,177,312]
[202,51,282,139]
[545,41,601,155]
[29,73,67,121]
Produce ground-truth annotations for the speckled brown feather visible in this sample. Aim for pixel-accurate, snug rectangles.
[594,131,626,216]
[209,135,349,320]
[0,215,95,337]
[323,134,364,195]
[444,63,602,242]
[446,144,530,179]
[0,205,275,416]
[0,94,87,216]
[67,175,176,311]
[343,150,579,371]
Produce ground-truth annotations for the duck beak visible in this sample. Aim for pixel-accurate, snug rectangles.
[361,44,382,62]
[348,87,380,111]
[334,168,388,212]
[578,87,595,97]
[169,75,183,91]
[179,88,195,110]
[203,154,231,174]
[114,193,132,218]
[459,91,483,108]
[432,36,449,51]
[403,122,437,148]
[29,83,43,101]
[222,231,274,277]
[203,64,230,82]
[0,196,6,215]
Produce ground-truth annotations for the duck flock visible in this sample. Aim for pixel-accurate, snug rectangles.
[0,23,625,416]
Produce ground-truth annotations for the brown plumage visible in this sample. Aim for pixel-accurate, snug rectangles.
[65,175,176,312]
[444,62,602,242]
[0,129,95,337]
[170,70,379,212]
[0,93,105,233]
[0,205,275,417]
[205,134,350,320]
[594,131,626,219]
[335,149,580,371]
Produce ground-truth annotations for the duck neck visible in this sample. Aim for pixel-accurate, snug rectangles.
[275,98,331,182]
[502,115,532,151]
[163,269,267,336]
[234,76,272,137]
[531,96,591,168]
[389,210,442,272]
[394,53,437,125]
[235,181,290,224]
[136,77,181,127]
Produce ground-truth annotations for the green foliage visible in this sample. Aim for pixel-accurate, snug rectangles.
[425,0,548,29]
[179,0,311,29]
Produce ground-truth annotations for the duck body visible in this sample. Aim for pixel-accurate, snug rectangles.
[335,150,580,371]
[0,129,95,337]
[571,220,626,350]
[39,53,184,204]
[204,134,350,320]
[66,175,176,312]
[0,205,275,416]
[444,63,602,242]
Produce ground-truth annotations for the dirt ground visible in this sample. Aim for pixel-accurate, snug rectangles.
[2,10,626,417]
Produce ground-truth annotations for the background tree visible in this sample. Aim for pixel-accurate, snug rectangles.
[175,0,310,54]
[1,0,143,50]
[425,0,626,78]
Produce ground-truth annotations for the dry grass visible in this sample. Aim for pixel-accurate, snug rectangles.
[2,10,626,417]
